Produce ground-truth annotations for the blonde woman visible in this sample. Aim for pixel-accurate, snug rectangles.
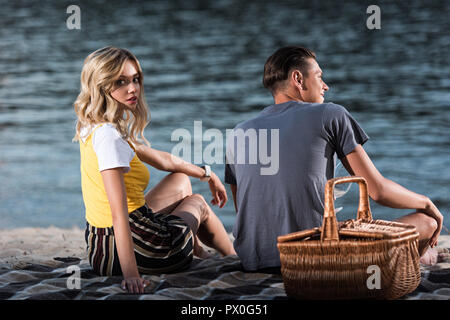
[73,46,236,294]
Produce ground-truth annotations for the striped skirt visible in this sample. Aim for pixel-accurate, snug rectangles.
[84,204,194,276]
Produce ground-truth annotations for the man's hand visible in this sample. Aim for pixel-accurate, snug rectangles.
[208,172,228,208]
[424,199,444,248]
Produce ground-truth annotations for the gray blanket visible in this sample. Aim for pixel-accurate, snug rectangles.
[1,252,449,300]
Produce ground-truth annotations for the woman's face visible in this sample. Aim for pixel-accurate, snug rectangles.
[110,59,141,110]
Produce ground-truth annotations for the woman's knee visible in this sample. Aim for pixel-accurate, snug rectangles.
[168,172,192,197]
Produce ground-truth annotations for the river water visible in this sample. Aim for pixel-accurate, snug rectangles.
[0,0,448,232]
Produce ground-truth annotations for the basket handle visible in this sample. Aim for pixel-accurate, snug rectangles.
[321,176,372,242]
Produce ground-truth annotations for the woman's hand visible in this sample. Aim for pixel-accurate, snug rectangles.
[208,172,228,208]
[424,199,444,248]
[121,276,150,294]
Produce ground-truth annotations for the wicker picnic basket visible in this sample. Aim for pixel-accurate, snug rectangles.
[277,176,421,300]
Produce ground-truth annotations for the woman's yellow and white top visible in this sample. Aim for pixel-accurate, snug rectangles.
[79,123,150,228]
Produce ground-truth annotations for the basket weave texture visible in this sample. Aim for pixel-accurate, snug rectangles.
[277,176,421,300]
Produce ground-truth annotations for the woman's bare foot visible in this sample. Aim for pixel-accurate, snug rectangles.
[194,244,212,259]
[193,236,212,259]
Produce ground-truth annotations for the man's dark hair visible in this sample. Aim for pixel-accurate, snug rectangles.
[263,46,316,93]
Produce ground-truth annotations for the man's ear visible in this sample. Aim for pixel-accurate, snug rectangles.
[291,70,304,90]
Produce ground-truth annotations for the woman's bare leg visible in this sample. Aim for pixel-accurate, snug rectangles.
[394,211,439,265]
[145,172,208,257]
[168,194,236,256]
[145,172,192,212]
[145,173,233,257]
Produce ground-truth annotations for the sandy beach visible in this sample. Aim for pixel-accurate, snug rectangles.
[0,226,87,270]
[0,226,449,300]
[1,226,449,269]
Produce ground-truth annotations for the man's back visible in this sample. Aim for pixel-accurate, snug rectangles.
[225,101,368,271]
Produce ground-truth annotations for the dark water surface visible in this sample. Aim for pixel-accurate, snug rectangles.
[0,0,448,232]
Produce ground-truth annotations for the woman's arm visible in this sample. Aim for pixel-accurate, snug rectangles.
[135,144,205,177]
[341,144,443,246]
[135,144,228,207]
[101,167,149,293]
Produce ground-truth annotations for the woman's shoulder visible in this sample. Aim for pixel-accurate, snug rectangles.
[91,123,135,159]
[94,123,122,138]
[79,123,124,144]
[79,124,98,143]
[93,123,131,147]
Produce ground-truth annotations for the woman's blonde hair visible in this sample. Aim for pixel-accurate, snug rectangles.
[73,46,150,146]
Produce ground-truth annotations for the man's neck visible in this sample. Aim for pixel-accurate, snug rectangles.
[272,92,303,105]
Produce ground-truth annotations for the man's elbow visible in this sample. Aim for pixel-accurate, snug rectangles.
[369,190,382,202]
[368,177,386,203]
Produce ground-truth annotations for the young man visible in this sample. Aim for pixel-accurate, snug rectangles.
[225,46,443,272]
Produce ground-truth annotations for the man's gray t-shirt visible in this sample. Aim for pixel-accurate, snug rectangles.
[225,101,369,271]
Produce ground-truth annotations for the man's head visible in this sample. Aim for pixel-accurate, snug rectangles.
[263,46,329,103]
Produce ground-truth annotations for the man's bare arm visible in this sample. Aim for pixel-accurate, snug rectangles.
[341,144,443,247]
